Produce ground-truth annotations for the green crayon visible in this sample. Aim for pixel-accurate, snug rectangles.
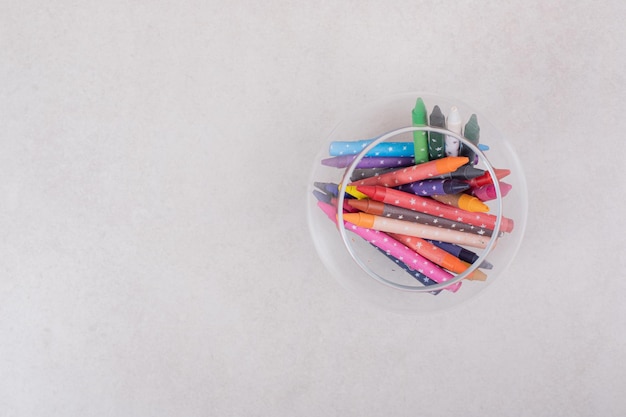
[461,114,480,163]
[428,105,446,160]
[411,97,429,164]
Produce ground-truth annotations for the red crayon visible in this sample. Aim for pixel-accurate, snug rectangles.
[465,168,510,188]
[349,156,469,188]
[357,185,514,233]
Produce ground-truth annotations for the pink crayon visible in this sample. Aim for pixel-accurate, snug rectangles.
[317,201,461,292]
[471,181,513,202]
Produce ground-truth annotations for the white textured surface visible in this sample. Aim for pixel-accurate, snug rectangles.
[1,1,625,416]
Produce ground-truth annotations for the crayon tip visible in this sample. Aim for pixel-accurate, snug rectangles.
[495,168,511,180]
[434,156,470,174]
[448,106,461,124]
[466,197,490,213]
[499,182,513,196]
[312,189,331,204]
[316,201,337,221]
[430,105,444,122]
[354,185,377,199]
[344,185,368,199]
[447,180,471,194]
[342,212,375,228]
[346,199,369,211]
[412,97,427,115]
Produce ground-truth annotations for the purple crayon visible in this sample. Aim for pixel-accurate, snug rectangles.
[321,155,415,169]
[396,179,470,196]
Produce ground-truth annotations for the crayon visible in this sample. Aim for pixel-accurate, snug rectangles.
[445,106,462,157]
[428,105,446,160]
[431,165,485,180]
[329,140,414,157]
[346,199,496,237]
[465,168,511,188]
[374,247,442,294]
[322,155,415,169]
[411,97,429,163]
[349,156,469,188]
[341,212,490,249]
[471,182,513,202]
[428,240,493,270]
[397,179,470,196]
[317,201,461,292]
[344,185,368,199]
[329,139,490,158]
[461,114,480,164]
[390,234,488,281]
[430,193,490,213]
[314,181,341,197]
[356,185,514,233]
[350,167,398,181]
[312,190,358,213]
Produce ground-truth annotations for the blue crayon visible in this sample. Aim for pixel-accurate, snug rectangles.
[329,139,489,157]
[329,139,414,157]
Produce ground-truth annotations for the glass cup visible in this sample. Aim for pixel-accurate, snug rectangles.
[307,92,528,313]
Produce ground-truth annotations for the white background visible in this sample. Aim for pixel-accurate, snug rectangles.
[1,1,625,416]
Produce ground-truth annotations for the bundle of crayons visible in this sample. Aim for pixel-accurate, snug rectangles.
[312,98,514,294]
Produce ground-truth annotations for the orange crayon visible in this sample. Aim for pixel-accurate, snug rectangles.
[342,212,490,249]
[349,156,469,188]
[390,234,488,281]
[431,193,489,213]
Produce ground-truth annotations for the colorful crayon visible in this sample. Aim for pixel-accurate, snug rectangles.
[356,185,514,233]
[346,199,496,237]
[349,167,398,181]
[312,190,358,213]
[390,234,487,281]
[397,179,470,196]
[465,168,511,188]
[329,140,414,157]
[428,105,446,160]
[411,97,429,164]
[428,240,493,270]
[349,156,469,188]
[445,106,462,157]
[471,182,513,202]
[329,139,489,158]
[431,165,485,180]
[461,114,480,164]
[322,155,415,169]
[317,201,461,292]
[430,193,490,213]
[341,212,491,249]
[374,247,442,294]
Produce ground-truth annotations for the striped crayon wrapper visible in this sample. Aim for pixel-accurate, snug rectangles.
[357,185,514,233]
[317,201,461,292]
[342,212,490,249]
